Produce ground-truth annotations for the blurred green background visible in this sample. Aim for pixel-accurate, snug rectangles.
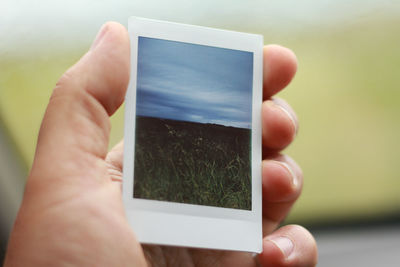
[1,0,400,237]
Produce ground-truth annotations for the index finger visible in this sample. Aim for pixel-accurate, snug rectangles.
[263,45,298,99]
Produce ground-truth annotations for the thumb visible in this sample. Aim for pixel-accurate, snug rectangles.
[29,22,130,189]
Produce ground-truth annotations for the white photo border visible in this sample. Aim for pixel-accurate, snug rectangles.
[123,17,263,252]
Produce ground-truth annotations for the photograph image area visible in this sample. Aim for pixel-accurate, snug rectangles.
[134,37,253,210]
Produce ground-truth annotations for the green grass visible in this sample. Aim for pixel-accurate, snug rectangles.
[133,116,252,210]
[279,16,400,224]
[1,16,400,224]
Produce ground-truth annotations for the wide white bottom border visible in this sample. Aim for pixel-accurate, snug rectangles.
[126,209,262,253]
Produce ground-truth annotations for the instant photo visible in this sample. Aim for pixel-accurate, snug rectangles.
[123,17,263,252]
[134,37,253,210]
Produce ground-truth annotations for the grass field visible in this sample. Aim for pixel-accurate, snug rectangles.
[1,15,400,225]
[133,116,252,210]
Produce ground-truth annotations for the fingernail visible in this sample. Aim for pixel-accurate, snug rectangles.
[271,98,298,136]
[277,161,298,188]
[269,236,294,259]
[91,24,108,51]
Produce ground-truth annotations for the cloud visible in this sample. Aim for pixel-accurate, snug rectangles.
[136,37,254,129]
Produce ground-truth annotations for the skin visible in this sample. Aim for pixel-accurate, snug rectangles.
[4,22,317,267]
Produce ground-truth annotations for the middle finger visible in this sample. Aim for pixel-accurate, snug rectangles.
[262,98,298,155]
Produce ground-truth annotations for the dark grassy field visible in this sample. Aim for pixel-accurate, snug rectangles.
[133,116,252,210]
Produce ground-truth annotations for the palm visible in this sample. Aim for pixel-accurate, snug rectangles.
[142,245,256,267]
[104,150,258,267]
[5,22,317,267]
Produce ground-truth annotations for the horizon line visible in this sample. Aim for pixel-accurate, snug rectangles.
[135,114,251,130]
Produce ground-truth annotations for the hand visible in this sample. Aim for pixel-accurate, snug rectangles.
[5,22,317,266]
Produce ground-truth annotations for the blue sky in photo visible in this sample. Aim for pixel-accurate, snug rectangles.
[136,37,253,129]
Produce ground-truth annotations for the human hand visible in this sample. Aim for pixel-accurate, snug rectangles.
[4,22,317,267]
